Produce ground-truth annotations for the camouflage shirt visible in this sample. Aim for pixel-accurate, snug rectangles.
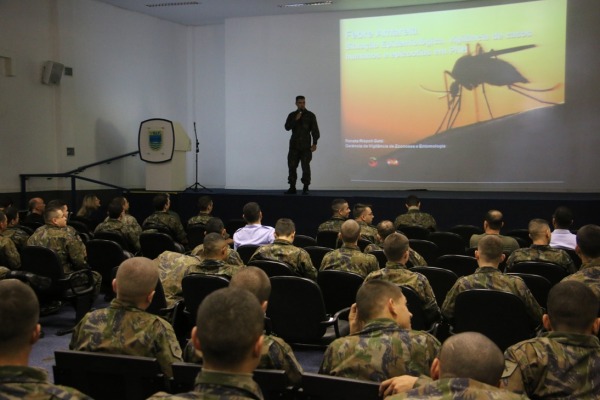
[0,365,92,400]
[319,318,440,382]
[249,239,317,280]
[469,234,520,254]
[149,369,264,399]
[502,331,600,399]
[364,261,441,325]
[187,213,212,227]
[1,226,30,253]
[319,244,379,278]
[365,244,428,267]
[561,257,600,299]
[191,245,244,267]
[69,298,183,378]
[0,236,20,270]
[505,245,575,274]
[143,211,188,244]
[357,221,378,243]
[389,377,529,400]
[186,259,242,280]
[155,251,203,307]
[94,218,141,252]
[183,334,303,385]
[27,224,86,273]
[441,267,543,326]
[394,208,437,231]
[317,217,346,233]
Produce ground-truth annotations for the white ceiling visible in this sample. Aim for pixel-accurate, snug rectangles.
[93,0,472,26]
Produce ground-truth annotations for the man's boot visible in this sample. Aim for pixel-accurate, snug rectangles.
[302,184,309,195]
[284,186,297,195]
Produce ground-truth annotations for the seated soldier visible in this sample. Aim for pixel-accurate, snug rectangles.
[190,217,241,264]
[502,281,600,398]
[320,220,379,278]
[1,206,30,253]
[0,211,21,270]
[94,200,141,253]
[142,193,187,246]
[23,197,45,226]
[187,195,213,227]
[0,279,92,400]
[561,224,600,298]
[381,332,527,399]
[394,195,437,232]
[364,220,427,268]
[353,203,378,243]
[317,198,350,233]
[184,267,303,385]
[249,218,317,280]
[149,287,265,399]
[232,202,275,250]
[364,233,441,326]
[469,209,520,254]
[69,257,182,378]
[505,218,575,273]
[319,280,440,382]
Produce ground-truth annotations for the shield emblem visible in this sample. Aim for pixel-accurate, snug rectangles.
[148,130,162,151]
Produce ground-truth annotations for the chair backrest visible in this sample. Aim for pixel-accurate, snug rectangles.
[139,232,179,259]
[93,230,130,251]
[448,224,483,247]
[316,230,340,249]
[146,279,169,316]
[293,234,318,248]
[509,261,569,287]
[399,285,427,331]
[560,248,582,269]
[453,289,535,351]
[21,246,64,281]
[397,225,430,240]
[186,224,206,250]
[357,238,372,252]
[53,350,166,400]
[505,229,533,247]
[408,239,439,265]
[267,276,330,344]
[411,266,458,307]
[317,270,364,315]
[181,274,230,321]
[300,372,381,400]
[225,218,246,236]
[428,232,466,256]
[369,249,387,269]
[68,218,92,235]
[305,246,333,270]
[248,259,298,277]
[507,273,552,309]
[20,221,43,232]
[434,254,478,277]
[236,244,261,265]
[86,239,129,293]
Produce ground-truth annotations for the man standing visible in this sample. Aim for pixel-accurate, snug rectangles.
[284,95,320,195]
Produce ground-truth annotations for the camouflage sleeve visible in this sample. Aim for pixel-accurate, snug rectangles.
[264,336,303,386]
[501,347,528,394]
[152,319,183,378]
[505,251,518,270]
[0,238,21,270]
[318,343,337,375]
[513,278,543,326]
[366,255,380,275]
[409,250,427,267]
[227,250,244,266]
[66,236,87,270]
[173,221,188,245]
[123,225,141,252]
[441,280,462,322]
[299,250,318,281]
[418,277,441,324]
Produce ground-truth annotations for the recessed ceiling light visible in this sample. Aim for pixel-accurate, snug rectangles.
[279,1,333,8]
[146,1,200,8]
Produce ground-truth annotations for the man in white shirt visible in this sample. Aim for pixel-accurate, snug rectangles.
[549,206,577,250]
[232,202,275,250]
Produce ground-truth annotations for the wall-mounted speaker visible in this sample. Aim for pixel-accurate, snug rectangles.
[42,61,64,85]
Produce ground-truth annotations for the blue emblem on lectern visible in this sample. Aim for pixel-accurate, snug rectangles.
[149,130,163,151]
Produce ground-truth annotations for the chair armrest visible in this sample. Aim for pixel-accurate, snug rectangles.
[63,269,95,296]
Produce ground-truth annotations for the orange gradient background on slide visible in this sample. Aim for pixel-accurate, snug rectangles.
[340,0,566,145]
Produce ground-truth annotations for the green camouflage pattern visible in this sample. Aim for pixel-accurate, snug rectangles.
[319,244,379,278]
[502,331,600,398]
[249,239,317,280]
[441,267,543,325]
[469,234,520,254]
[69,298,182,378]
[505,245,575,273]
[190,245,244,266]
[389,377,528,399]
[183,334,303,385]
[394,209,437,231]
[143,211,188,244]
[187,213,212,227]
[561,257,600,299]
[357,221,378,243]
[0,365,92,400]
[187,259,242,279]
[0,267,9,278]
[365,244,428,267]
[27,225,86,274]
[155,251,203,307]
[319,318,440,382]
[94,218,141,252]
[364,261,441,325]
[1,226,30,253]
[317,217,346,233]
[148,370,264,399]
[122,213,142,235]
[0,236,20,270]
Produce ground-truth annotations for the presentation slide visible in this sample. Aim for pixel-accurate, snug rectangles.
[340,0,567,188]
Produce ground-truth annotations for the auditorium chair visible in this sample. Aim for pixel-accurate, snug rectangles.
[434,254,478,277]
[411,266,459,307]
[248,259,298,278]
[397,225,430,240]
[508,261,570,287]
[293,234,318,248]
[317,270,364,315]
[428,231,466,256]
[408,239,439,265]
[236,244,261,265]
[507,272,551,309]
[304,246,333,270]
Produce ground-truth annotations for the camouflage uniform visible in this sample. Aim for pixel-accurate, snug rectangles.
[187,213,212,227]
[94,218,141,252]
[0,236,20,270]
[319,318,440,382]
[394,208,437,231]
[69,298,182,378]
[364,244,428,267]
[505,244,575,273]
[0,365,92,400]
[1,225,30,253]
[183,334,303,385]
[441,267,543,326]
[389,377,528,399]
[143,211,188,244]
[155,251,203,307]
[469,234,520,254]
[191,245,244,266]
[148,369,264,399]
[319,244,379,278]
[317,217,346,233]
[357,221,377,243]
[561,257,600,299]
[186,259,241,279]
[249,239,317,280]
[502,331,600,398]
[364,262,441,325]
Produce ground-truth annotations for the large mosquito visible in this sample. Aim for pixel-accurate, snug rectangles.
[425,43,560,134]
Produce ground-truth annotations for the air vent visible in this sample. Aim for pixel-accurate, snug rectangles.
[279,1,333,8]
[146,1,200,8]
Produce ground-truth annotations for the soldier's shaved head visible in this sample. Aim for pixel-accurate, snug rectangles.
[202,232,228,258]
[229,267,271,304]
[0,279,39,354]
[547,281,599,332]
[340,219,361,244]
[356,280,404,322]
[437,332,504,386]
[477,235,504,264]
[528,218,550,242]
[383,232,410,262]
[115,257,158,304]
[376,220,396,241]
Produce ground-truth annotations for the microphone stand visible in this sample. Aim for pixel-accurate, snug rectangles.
[186,121,211,192]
